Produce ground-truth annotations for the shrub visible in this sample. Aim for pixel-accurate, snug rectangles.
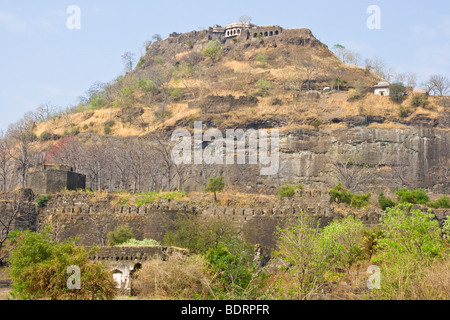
[133,252,212,300]
[204,176,225,202]
[373,204,445,299]
[8,228,116,300]
[398,105,412,118]
[39,131,52,141]
[378,192,396,210]
[104,125,111,135]
[428,196,450,209]
[410,93,430,109]
[361,227,384,260]
[255,53,268,66]
[276,183,304,198]
[107,224,135,246]
[202,40,223,63]
[163,215,237,254]
[206,237,266,300]
[389,83,407,103]
[36,194,51,208]
[318,217,366,272]
[256,80,272,97]
[273,214,328,300]
[394,188,429,205]
[329,183,371,208]
[310,119,321,128]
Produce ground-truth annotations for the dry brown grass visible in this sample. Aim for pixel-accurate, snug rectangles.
[132,252,213,300]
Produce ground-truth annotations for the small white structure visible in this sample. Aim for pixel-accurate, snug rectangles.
[374,81,390,96]
[224,22,255,38]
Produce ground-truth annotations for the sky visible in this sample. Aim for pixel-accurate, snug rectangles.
[0,0,449,131]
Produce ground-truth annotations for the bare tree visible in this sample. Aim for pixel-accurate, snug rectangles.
[122,52,137,73]
[152,34,162,42]
[239,15,253,24]
[328,151,378,192]
[423,74,450,96]
[6,116,37,188]
[291,50,318,91]
[365,56,387,79]
[0,191,35,264]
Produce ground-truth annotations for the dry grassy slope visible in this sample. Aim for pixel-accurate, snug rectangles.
[33,27,446,140]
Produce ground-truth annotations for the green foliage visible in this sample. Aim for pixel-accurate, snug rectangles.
[410,93,430,109]
[389,83,407,103]
[168,87,182,101]
[104,120,115,135]
[86,93,107,110]
[372,204,445,299]
[255,53,268,66]
[428,196,450,209]
[310,119,321,128]
[398,105,412,118]
[8,228,116,300]
[256,79,272,97]
[318,217,366,272]
[443,217,450,238]
[36,194,51,208]
[119,238,160,246]
[276,183,304,198]
[39,131,52,141]
[206,237,266,300]
[163,215,237,254]
[395,188,429,205]
[375,204,444,262]
[136,57,144,68]
[205,176,225,201]
[107,224,135,246]
[378,192,396,210]
[273,214,328,299]
[361,227,384,260]
[329,183,371,208]
[202,40,223,63]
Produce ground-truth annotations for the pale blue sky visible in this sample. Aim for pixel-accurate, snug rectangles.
[1,0,449,131]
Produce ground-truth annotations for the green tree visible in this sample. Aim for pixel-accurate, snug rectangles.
[8,228,116,300]
[389,83,407,103]
[276,183,304,198]
[378,192,396,210]
[206,237,266,300]
[203,40,223,63]
[107,224,135,246]
[205,176,225,202]
[273,213,328,300]
[318,217,365,273]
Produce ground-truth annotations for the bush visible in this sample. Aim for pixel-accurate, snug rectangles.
[256,80,272,97]
[398,105,412,118]
[276,183,304,198]
[255,53,268,66]
[389,83,407,103]
[410,93,430,109]
[394,188,429,205]
[8,228,116,300]
[202,40,223,63]
[373,204,445,299]
[163,215,237,254]
[107,224,135,246]
[318,217,366,272]
[273,214,328,300]
[361,227,384,260]
[206,237,266,300]
[133,252,212,300]
[378,192,396,210]
[36,194,51,208]
[329,183,371,208]
[39,131,53,141]
[428,196,450,209]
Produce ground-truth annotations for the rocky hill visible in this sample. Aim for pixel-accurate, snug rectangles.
[27,24,450,195]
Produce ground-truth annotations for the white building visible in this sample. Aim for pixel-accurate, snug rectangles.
[374,81,390,96]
